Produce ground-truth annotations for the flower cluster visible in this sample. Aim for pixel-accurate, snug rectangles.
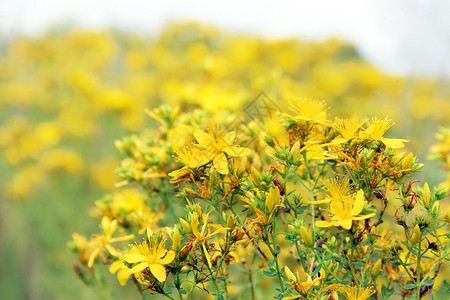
[70,98,449,299]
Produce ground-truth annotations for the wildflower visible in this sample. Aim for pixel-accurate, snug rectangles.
[283,265,322,294]
[306,178,352,205]
[286,97,331,126]
[337,285,374,300]
[109,256,130,286]
[193,129,251,175]
[359,118,408,149]
[316,189,376,230]
[174,145,210,168]
[184,210,228,268]
[332,116,366,144]
[124,234,175,282]
[86,217,135,268]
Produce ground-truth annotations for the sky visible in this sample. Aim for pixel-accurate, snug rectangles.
[1,0,449,77]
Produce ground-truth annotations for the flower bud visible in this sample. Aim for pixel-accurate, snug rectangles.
[432,201,440,215]
[249,166,261,184]
[372,258,382,275]
[422,183,431,207]
[414,163,424,171]
[194,204,202,218]
[172,227,181,251]
[402,153,414,170]
[184,188,197,196]
[300,226,313,247]
[284,266,296,282]
[357,153,366,166]
[289,141,301,163]
[227,214,235,229]
[391,151,406,166]
[221,211,227,223]
[179,218,191,232]
[265,187,279,213]
[410,224,420,244]
[364,149,376,161]
[210,168,217,183]
[287,225,295,233]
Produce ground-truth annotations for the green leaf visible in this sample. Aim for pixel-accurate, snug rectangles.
[381,285,387,297]
[422,279,434,286]
[403,284,416,290]
[262,270,276,277]
[267,259,276,268]
[311,264,322,277]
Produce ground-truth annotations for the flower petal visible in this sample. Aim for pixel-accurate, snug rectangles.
[382,138,408,149]
[105,245,122,258]
[128,262,148,275]
[315,220,332,228]
[224,146,251,157]
[340,219,353,230]
[158,250,175,265]
[351,189,365,216]
[213,153,229,175]
[87,248,100,268]
[149,263,167,282]
[117,269,130,286]
[109,260,125,274]
[352,213,376,220]
[124,253,147,264]
[194,130,213,148]
[223,131,236,145]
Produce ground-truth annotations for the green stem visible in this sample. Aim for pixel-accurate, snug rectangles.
[202,247,222,297]
[348,236,359,285]
[266,223,285,293]
[184,281,197,300]
[416,241,422,299]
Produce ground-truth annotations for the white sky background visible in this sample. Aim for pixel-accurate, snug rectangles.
[0,0,449,77]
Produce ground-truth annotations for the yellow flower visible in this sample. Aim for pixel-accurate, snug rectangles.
[193,128,251,175]
[337,285,374,300]
[305,178,352,205]
[359,118,408,149]
[109,256,130,286]
[332,116,366,144]
[124,235,175,282]
[283,265,322,294]
[189,211,228,268]
[87,217,135,268]
[287,97,330,126]
[316,190,376,230]
[174,145,211,168]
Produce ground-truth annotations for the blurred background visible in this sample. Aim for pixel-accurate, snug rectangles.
[0,1,449,299]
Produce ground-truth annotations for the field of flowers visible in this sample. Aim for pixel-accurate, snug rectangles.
[0,23,449,299]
